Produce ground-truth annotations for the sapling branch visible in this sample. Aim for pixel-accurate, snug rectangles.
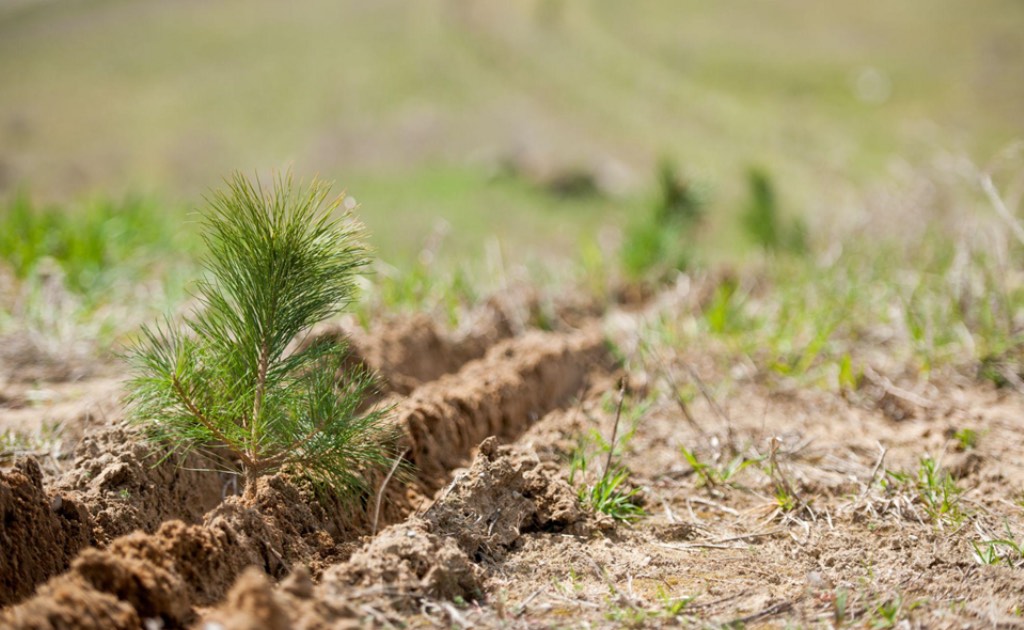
[170,376,249,469]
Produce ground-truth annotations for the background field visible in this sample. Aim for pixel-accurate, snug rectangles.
[1,0,1022,265]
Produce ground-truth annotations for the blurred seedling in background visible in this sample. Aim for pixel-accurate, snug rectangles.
[953,427,978,451]
[741,167,807,255]
[620,159,708,280]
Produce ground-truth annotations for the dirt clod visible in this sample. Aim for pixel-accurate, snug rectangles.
[203,473,337,579]
[424,438,587,561]
[0,576,140,630]
[208,568,291,630]
[331,518,481,602]
[53,427,226,545]
[0,457,91,607]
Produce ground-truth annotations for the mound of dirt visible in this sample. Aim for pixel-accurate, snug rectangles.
[0,428,228,609]
[203,473,346,579]
[202,566,362,630]
[1,463,401,628]
[423,437,586,561]
[305,326,608,537]
[206,568,293,630]
[331,518,482,601]
[0,516,259,629]
[0,458,91,607]
[1,578,140,630]
[53,427,226,545]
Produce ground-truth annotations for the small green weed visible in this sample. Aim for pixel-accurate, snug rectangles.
[953,428,978,451]
[603,587,694,627]
[868,595,926,628]
[578,467,645,523]
[884,457,966,528]
[764,436,804,514]
[832,588,850,626]
[0,425,62,463]
[773,485,799,512]
[571,444,645,523]
[552,567,585,598]
[837,354,861,391]
[364,259,477,328]
[680,446,758,489]
[915,457,966,527]
[971,525,1024,567]
[656,585,694,617]
[570,382,646,523]
[702,277,748,336]
[971,540,1002,565]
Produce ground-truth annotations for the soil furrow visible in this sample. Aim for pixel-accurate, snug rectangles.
[0,431,230,610]
[0,327,606,628]
[0,308,523,609]
[304,303,515,396]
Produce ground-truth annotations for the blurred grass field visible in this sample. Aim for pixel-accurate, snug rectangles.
[1,0,1022,264]
[1,0,1024,384]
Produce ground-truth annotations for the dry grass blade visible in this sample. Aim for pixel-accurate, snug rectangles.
[372,447,409,536]
[981,173,1024,247]
[603,377,627,478]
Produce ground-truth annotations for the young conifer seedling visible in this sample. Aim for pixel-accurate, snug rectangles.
[126,173,393,500]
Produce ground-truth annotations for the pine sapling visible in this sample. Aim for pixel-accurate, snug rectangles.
[126,173,394,500]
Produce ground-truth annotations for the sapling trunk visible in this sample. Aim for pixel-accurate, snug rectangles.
[126,172,396,499]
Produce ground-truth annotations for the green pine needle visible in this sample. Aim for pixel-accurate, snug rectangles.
[126,172,396,498]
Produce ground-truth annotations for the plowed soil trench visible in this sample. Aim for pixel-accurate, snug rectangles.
[0,324,607,628]
[0,309,519,605]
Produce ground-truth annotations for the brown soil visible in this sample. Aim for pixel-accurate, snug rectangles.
[0,427,229,608]
[52,428,226,545]
[331,518,482,601]
[420,436,588,562]
[0,311,549,610]
[0,458,91,608]
[202,316,1024,628]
